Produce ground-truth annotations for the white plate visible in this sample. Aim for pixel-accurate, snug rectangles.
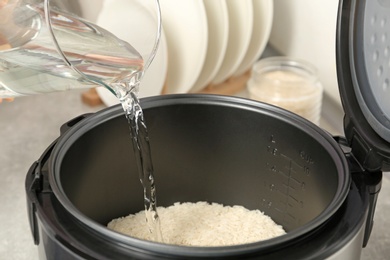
[160,0,208,93]
[78,0,105,22]
[190,0,229,93]
[234,0,273,77]
[95,0,168,106]
[212,0,253,85]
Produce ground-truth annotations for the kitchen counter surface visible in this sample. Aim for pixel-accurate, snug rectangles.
[0,90,389,259]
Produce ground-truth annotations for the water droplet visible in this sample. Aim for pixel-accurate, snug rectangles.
[385,46,389,57]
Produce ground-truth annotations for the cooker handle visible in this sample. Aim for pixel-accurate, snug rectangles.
[25,141,57,245]
[360,170,382,247]
[26,113,93,244]
[334,136,382,247]
[26,161,40,245]
[60,113,93,134]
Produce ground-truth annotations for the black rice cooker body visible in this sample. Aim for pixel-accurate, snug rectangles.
[26,95,381,259]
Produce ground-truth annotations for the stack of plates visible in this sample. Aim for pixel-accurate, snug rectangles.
[93,0,273,106]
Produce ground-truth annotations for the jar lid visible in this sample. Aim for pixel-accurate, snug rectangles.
[336,0,390,171]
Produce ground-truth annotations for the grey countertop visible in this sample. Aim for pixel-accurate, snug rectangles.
[0,90,389,259]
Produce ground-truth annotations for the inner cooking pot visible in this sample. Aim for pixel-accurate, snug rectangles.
[49,94,350,257]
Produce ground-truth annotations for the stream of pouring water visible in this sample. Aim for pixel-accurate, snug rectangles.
[113,79,163,243]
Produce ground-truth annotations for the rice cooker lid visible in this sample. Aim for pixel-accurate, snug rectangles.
[336,0,390,171]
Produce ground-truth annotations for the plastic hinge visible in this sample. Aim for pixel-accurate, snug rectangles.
[334,136,364,173]
[349,128,388,172]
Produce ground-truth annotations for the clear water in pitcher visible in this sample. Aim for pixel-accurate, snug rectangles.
[0,4,163,242]
[0,4,143,96]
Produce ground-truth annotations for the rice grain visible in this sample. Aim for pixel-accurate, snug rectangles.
[107,201,286,246]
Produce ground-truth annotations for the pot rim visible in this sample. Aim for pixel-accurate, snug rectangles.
[48,94,351,257]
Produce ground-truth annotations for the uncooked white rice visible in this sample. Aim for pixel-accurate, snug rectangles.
[107,201,286,246]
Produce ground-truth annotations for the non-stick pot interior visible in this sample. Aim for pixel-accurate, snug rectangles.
[56,95,348,235]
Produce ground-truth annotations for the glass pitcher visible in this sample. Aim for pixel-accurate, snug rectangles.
[0,0,161,98]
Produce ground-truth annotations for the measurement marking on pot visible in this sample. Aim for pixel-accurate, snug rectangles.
[286,213,296,221]
[279,153,310,221]
[288,195,304,208]
[265,138,311,224]
[266,163,279,174]
[281,153,310,185]
[267,145,278,156]
[273,206,285,214]
[300,150,315,164]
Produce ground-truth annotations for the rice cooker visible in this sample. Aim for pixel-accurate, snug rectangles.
[25,0,390,259]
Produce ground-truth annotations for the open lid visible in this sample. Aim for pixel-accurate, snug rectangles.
[336,0,390,171]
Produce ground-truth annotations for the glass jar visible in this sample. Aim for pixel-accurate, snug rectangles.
[247,56,323,125]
